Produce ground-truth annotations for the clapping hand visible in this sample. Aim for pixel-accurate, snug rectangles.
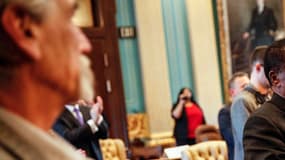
[95,96,103,114]
[90,96,104,124]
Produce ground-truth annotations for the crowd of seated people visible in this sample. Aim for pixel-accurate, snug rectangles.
[172,45,284,160]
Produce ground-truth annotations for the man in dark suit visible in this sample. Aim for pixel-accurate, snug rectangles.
[53,96,108,160]
[53,55,108,160]
[243,0,277,49]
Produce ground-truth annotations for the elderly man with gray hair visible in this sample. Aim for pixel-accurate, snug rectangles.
[0,0,92,159]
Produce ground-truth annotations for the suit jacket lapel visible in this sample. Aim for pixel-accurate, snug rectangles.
[61,108,81,127]
[79,106,91,122]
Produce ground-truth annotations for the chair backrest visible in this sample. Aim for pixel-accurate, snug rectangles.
[99,138,127,160]
[127,113,150,141]
[127,113,176,149]
[195,125,222,143]
[181,140,228,160]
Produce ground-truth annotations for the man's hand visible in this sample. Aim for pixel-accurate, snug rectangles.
[90,96,104,123]
[90,104,100,123]
[95,96,104,114]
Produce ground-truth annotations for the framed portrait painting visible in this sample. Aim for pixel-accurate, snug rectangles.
[215,0,285,102]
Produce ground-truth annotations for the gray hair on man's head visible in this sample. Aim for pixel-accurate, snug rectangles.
[0,0,49,86]
[0,0,49,23]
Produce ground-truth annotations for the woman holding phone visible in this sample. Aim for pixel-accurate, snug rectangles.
[171,87,206,145]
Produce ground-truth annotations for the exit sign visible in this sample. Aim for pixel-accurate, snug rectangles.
[118,26,136,38]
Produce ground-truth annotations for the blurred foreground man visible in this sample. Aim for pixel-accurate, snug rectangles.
[244,39,285,159]
[0,0,91,159]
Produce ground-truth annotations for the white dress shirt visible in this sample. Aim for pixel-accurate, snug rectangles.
[65,104,103,133]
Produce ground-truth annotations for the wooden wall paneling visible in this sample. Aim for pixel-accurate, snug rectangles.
[82,0,129,146]
[103,0,129,146]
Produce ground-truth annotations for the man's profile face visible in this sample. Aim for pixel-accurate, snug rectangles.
[274,66,285,97]
[35,0,91,101]
[231,76,250,98]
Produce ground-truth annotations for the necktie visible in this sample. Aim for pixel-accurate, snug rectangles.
[73,107,84,125]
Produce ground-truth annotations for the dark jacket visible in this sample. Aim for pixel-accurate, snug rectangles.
[53,106,108,160]
[248,6,277,37]
[248,6,277,48]
[218,104,234,160]
[244,93,285,160]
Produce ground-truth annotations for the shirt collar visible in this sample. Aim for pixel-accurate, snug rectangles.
[65,104,79,113]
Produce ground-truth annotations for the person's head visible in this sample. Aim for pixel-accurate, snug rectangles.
[0,0,91,101]
[177,87,197,104]
[256,0,264,7]
[250,46,270,90]
[264,39,285,97]
[228,72,250,98]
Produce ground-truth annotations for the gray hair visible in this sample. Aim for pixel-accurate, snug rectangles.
[0,0,49,86]
[0,0,48,22]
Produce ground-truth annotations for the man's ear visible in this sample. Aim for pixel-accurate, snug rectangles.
[1,5,41,60]
[256,63,263,72]
[269,71,280,87]
[229,88,234,97]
